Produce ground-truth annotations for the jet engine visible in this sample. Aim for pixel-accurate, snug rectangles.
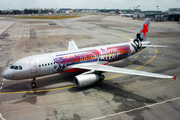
[74,74,105,87]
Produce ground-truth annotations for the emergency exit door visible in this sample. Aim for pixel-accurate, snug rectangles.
[30,60,37,73]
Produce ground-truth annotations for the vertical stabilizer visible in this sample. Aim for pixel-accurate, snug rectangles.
[131,18,151,53]
[68,40,79,51]
[134,18,151,42]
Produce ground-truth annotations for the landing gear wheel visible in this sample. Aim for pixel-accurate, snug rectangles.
[31,82,36,88]
[31,78,36,88]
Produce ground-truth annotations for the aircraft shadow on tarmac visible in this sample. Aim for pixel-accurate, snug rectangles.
[68,80,156,113]
[9,75,156,106]
[69,80,156,104]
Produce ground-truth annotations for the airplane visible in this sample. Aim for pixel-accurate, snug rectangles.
[3,18,177,88]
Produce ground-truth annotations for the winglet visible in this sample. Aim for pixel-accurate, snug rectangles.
[173,74,178,80]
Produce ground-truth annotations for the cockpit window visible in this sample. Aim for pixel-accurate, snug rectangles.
[10,65,22,70]
[10,65,15,69]
[14,66,18,70]
[19,66,22,70]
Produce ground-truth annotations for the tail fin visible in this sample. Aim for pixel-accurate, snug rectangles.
[68,40,79,51]
[134,18,151,42]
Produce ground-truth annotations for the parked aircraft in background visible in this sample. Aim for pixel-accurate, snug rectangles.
[3,18,177,88]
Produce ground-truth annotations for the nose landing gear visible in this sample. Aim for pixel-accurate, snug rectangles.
[31,78,36,88]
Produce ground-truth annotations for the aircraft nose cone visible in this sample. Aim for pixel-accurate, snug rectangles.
[2,70,12,79]
[3,70,9,79]
[3,70,8,78]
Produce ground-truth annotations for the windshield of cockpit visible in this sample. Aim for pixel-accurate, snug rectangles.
[10,65,22,70]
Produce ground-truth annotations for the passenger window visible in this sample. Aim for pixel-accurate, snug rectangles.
[19,66,22,70]
[39,65,41,67]
[42,64,44,66]
[48,63,50,65]
[10,65,15,69]
[45,64,47,66]
[51,63,52,65]
[15,66,18,70]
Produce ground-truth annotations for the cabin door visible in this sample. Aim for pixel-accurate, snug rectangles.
[29,60,37,73]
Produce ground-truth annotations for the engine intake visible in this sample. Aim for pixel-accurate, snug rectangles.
[74,74,104,87]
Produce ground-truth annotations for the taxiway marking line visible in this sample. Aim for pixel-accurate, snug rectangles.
[0,24,19,43]
[130,61,133,64]
[91,97,180,120]
[130,49,144,64]
[134,47,157,70]
[9,24,24,65]
[0,113,5,120]
[105,47,157,80]
[0,79,5,92]
[0,47,157,94]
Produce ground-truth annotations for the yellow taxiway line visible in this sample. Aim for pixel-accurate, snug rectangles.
[104,47,157,80]
[0,47,157,94]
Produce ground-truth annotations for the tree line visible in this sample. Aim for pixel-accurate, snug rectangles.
[0,9,55,15]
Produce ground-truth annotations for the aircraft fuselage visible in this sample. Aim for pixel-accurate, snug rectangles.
[3,42,138,80]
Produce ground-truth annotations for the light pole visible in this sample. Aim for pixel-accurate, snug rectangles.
[156,6,159,11]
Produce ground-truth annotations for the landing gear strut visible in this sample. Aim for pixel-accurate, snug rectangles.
[31,78,36,88]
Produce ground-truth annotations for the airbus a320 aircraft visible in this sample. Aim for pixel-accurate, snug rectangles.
[3,18,177,88]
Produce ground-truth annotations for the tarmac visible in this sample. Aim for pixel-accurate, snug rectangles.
[0,20,14,36]
[0,15,180,120]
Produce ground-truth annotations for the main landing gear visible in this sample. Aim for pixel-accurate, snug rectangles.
[31,78,36,88]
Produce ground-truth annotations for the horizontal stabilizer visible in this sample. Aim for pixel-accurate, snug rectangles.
[142,45,167,47]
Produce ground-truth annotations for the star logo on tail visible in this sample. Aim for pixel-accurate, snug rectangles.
[141,23,149,38]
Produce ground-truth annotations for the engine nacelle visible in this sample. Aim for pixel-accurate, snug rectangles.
[74,74,104,87]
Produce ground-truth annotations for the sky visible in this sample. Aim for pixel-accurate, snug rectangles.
[0,0,179,11]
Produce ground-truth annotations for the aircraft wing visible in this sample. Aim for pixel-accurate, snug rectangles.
[73,64,177,80]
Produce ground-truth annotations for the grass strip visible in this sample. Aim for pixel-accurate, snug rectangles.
[14,15,80,19]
